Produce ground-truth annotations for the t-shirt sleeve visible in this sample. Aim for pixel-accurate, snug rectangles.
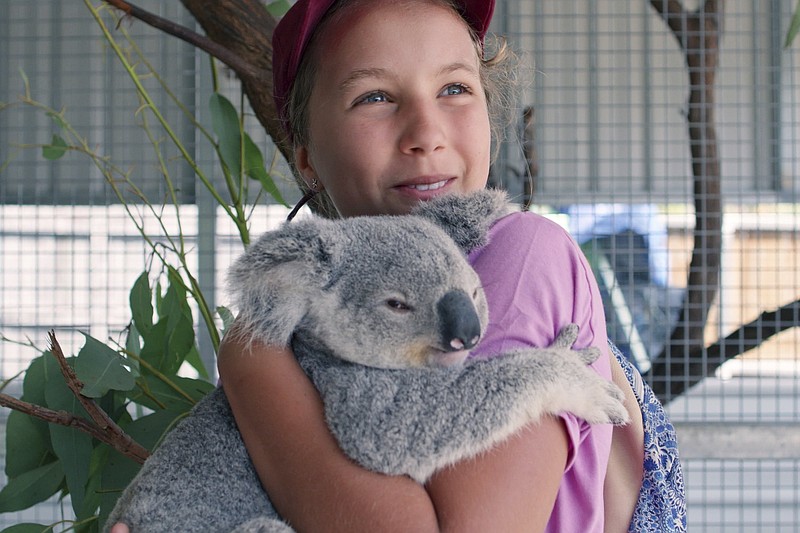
[464,211,614,531]
[468,211,610,364]
[467,211,613,470]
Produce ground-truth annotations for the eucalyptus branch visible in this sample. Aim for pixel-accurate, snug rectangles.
[117,16,252,245]
[84,0,236,222]
[94,2,253,247]
[0,333,150,465]
[121,23,217,145]
[32,105,221,351]
[0,332,40,351]
[121,350,197,406]
[137,96,188,258]
[101,0,264,80]
[0,392,129,454]
[180,267,222,350]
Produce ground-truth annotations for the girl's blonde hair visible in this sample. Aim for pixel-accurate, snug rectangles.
[284,0,520,218]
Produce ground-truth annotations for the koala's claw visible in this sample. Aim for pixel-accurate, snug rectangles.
[549,324,602,365]
[551,323,579,348]
[567,375,630,427]
[606,383,631,425]
[575,345,602,365]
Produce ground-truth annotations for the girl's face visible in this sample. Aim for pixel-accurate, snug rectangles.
[294,0,492,217]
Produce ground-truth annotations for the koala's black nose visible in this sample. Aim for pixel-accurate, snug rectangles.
[437,290,482,352]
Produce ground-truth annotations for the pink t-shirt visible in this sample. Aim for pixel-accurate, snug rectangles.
[468,211,613,532]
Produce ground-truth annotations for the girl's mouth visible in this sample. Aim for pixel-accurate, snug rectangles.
[406,179,449,192]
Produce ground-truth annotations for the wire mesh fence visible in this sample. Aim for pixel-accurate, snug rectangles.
[1,1,798,531]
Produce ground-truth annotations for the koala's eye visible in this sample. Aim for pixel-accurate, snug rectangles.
[385,299,412,312]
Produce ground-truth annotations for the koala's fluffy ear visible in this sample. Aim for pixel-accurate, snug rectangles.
[226,218,339,346]
[411,189,516,253]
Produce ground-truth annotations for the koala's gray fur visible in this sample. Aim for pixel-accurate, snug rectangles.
[106,190,628,533]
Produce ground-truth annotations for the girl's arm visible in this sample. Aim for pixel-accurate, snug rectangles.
[217,332,438,533]
[218,331,568,533]
[425,416,568,532]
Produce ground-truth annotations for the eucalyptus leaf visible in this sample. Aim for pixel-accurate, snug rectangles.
[265,0,292,18]
[129,375,214,412]
[76,446,107,521]
[139,272,190,373]
[42,134,68,160]
[154,279,165,317]
[75,333,138,398]
[5,411,53,478]
[0,461,64,512]
[126,407,191,451]
[21,355,48,407]
[243,133,287,206]
[139,319,169,374]
[99,447,141,522]
[183,344,209,380]
[130,272,154,337]
[125,321,142,362]
[18,356,52,444]
[786,0,800,47]
[209,93,242,177]
[139,313,194,376]
[161,271,191,333]
[43,356,93,516]
[217,305,235,337]
[49,423,92,518]
[166,314,196,375]
[144,271,196,376]
[42,354,88,419]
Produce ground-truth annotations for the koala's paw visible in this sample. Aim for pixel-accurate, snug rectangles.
[550,323,579,349]
[567,371,630,426]
[550,324,601,365]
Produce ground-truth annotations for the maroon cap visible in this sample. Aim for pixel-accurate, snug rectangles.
[272,0,496,135]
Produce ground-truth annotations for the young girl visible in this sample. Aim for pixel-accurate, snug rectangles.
[218,1,645,532]
[113,0,647,531]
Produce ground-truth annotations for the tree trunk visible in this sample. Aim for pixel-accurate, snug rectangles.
[647,0,725,403]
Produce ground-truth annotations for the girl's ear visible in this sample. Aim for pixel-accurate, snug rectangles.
[294,145,323,191]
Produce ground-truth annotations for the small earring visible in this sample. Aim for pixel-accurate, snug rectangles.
[310,178,319,191]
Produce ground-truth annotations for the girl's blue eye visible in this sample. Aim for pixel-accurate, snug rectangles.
[442,83,470,96]
[358,92,388,105]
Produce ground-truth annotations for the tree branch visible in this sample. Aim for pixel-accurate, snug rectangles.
[648,299,800,403]
[47,331,150,463]
[0,333,150,465]
[705,299,800,362]
[0,392,135,454]
[103,0,265,80]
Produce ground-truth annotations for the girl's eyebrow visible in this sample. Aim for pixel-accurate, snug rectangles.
[438,61,480,78]
[339,68,390,93]
[338,61,480,93]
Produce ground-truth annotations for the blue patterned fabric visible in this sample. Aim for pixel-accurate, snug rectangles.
[609,342,687,532]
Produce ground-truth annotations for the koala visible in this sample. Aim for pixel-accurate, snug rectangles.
[106,190,629,533]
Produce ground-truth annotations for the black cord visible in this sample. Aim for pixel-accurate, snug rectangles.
[286,190,318,222]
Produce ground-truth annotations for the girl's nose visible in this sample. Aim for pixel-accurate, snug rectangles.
[398,101,446,155]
